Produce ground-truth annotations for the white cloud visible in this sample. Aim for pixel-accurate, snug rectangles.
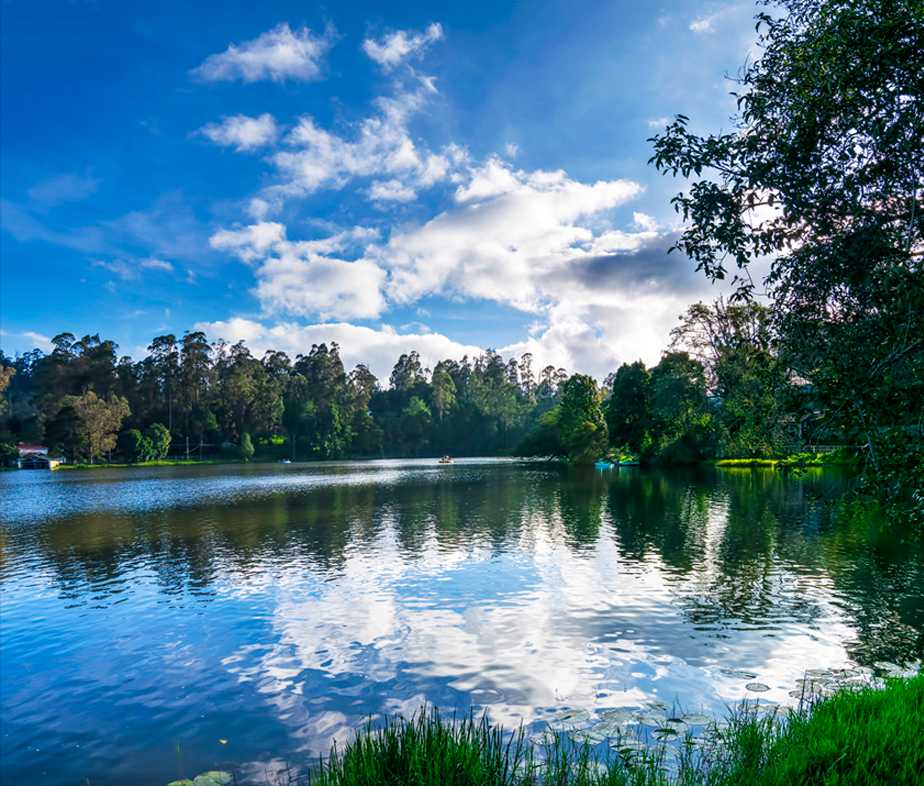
[92,259,137,280]
[255,256,386,321]
[632,212,659,232]
[196,64,464,213]
[210,221,286,262]
[199,113,278,151]
[0,329,53,353]
[378,160,643,310]
[210,223,385,320]
[27,172,99,206]
[195,318,481,380]
[689,5,742,34]
[646,117,671,129]
[192,23,334,82]
[369,179,417,202]
[267,84,461,203]
[92,257,174,279]
[140,258,174,272]
[362,23,443,71]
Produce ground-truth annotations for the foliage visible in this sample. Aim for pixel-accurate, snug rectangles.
[672,301,791,458]
[647,352,713,463]
[649,0,924,498]
[145,422,171,460]
[239,431,254,462]
[63,391,130,463]
[117,428,148,463]
[604,362,650,455]
[557,374,608,465]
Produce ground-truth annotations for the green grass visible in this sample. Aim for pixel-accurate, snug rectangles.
[56,458,241,471]
[278,674,923,786]
[715,450,857,470]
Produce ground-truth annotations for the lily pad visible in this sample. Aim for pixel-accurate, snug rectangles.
[192,773,233,786]
[745,682,770,692]
[597,707,638,725]
[573,729,607,744]
[720,668,758,680]
[167,781,194,786]
[681,713,713,725]
[653,726,679,739]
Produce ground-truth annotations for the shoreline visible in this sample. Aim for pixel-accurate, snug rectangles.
[46,452,858,472]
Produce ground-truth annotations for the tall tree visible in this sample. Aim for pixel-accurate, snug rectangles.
[650,0,923,488]
[605,362,651,455]
[67,391,130,463]
[557,374,608,464]
[649,353,712,463]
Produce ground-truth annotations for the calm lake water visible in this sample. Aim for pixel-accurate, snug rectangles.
[2,460,922,785]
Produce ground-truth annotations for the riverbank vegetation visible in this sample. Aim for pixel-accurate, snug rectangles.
[184,673,923,786]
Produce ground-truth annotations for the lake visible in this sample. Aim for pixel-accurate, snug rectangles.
[1,459,922,785]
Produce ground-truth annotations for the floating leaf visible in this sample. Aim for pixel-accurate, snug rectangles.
[218,739,228,745]
[745,682,770,692]
[166,781,194,786]
[192,773,233,786]
[720,668,758,679]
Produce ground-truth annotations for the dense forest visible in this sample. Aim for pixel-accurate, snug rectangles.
[1,0,921,517]
[0,298,877,468]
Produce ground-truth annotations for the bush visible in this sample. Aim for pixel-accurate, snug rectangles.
[239,432,254,462]
[144,423,171,460]
[117,428,149,463]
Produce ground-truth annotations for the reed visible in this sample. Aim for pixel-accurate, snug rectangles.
[298,674,923,786]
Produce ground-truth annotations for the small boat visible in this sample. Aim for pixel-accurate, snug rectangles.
[595,460,614,470]
[438,456,454,464]
[279,459,292,464]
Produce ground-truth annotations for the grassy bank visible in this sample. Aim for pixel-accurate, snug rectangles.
[55,458,242,471]
[217,673,922,786]
[715,450,857,470]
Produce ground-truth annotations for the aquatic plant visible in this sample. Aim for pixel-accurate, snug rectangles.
[299,674,923,786]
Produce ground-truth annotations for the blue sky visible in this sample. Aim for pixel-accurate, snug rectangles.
[1,0,761,379]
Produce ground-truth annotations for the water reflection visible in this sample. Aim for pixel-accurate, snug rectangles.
[1,461,921,786]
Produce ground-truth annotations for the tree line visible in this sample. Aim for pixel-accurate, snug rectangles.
[0,333,572,464]
[0,298,837,469]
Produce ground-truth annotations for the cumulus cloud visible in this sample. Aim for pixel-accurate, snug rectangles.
[199,114,278,151]
[210,223,385,320]
[192,23,334,82]
[195,317,481,380]
[205,152,724,376]
[377,159,643,310]
[368,179,417,202]
[362,23,443,71]
[268,85,463,204]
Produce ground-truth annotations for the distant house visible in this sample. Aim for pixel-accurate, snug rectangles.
[16,443,63,470]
